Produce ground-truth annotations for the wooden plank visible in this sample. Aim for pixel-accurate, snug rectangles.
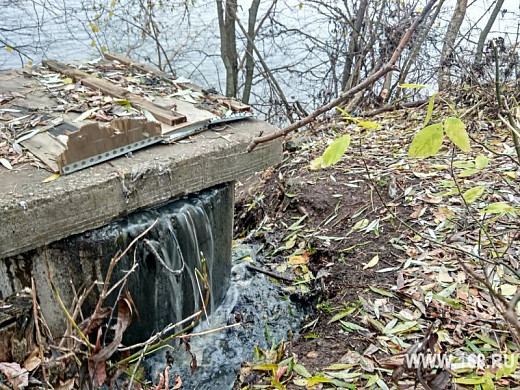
[103,53,252,112]
[43,60,186,126]
[42,59,91,80]
[212,97,252,112]
[104,52,169,78]
[79,77,186,126]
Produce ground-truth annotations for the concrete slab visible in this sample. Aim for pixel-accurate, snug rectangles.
[0,118,281,258]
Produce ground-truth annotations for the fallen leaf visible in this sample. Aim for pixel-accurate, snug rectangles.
[0,362,29,389]
[0,157,13,170]
[363,255,379,269]
[42,173,60,183]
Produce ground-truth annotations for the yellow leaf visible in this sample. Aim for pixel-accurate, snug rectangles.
[42,173,60,183]
[363,255,379,269]
[398,83,427,89]
[101,45,107,53]
[500,284,517,296]
[289,255,308,265]
[91,40,96,47]
[62,78,73,84]
[357,121,382,130]
[7,46,13,52]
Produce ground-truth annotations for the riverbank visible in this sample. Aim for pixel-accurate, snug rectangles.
[233,88,520,389]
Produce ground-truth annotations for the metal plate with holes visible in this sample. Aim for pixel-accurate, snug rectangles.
[61,113,253,174]
[163,112,254,142]
[61,135,163,174]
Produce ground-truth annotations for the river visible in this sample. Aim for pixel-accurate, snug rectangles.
[1,0,518,118]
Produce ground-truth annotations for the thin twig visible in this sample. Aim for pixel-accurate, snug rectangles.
[31,278,48,388]
[247,0,439,152]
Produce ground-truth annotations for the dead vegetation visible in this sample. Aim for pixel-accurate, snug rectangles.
[233,83,520,389]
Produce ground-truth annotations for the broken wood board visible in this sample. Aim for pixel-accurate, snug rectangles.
[57,118,162,173]
[3,58,254,175]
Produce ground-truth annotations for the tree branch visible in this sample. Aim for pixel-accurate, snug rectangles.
[247,0,439,152]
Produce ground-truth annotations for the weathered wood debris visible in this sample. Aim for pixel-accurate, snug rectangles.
[0,53,252,174]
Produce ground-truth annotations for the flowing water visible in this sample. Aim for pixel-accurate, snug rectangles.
[143,244,304,389]
[88,187,304,388]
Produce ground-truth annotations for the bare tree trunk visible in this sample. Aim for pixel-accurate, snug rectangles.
[216,0,238,97]
[438,0,467,90]
[242,0,260,104]
[341,0,368,91]
[475,0,505,64]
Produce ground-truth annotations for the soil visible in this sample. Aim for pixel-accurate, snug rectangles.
[233,126,414,383]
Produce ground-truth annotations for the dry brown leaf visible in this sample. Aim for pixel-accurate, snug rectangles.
[22,348,41,371]
[0,362,29,389]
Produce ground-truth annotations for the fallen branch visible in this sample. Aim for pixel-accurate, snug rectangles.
[360,99,429,117]
[246,0,439,152]
[246,264,295,283]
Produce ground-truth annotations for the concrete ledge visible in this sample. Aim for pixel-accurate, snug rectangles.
[0,118,281,258]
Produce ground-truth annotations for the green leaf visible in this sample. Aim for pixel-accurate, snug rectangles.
[496,354,519,379]
[306,375,333,386]
[320,135,351,167]
[384,321,419,335]
[474,334,499,348]
[462,186,484,204]
[328,306,358,324]
[62,77,73,84]
[293,364,312,378]
[475,154,489,169]
[252,364,278,371]
[339,320,369,332]
[324,364,355,371]
[454,377,486,385]
[457,168,480,178]
[398,83,427,89]
[480,202,518,214]
[444,117,470,152]
[408,123,444,158]
[368,286,394,297]
[423,93,437,127]
[330,379,356,389]
[366,374,379,387]
[357,121,382,130]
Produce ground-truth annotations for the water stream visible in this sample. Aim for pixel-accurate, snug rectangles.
[143,244,304,389]
[63,184,304,388]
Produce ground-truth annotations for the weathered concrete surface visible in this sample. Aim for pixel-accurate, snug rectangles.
[0,184,233,339]
[0,118,281,258]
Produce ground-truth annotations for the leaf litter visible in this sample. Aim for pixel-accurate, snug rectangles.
[234,91,520,389]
